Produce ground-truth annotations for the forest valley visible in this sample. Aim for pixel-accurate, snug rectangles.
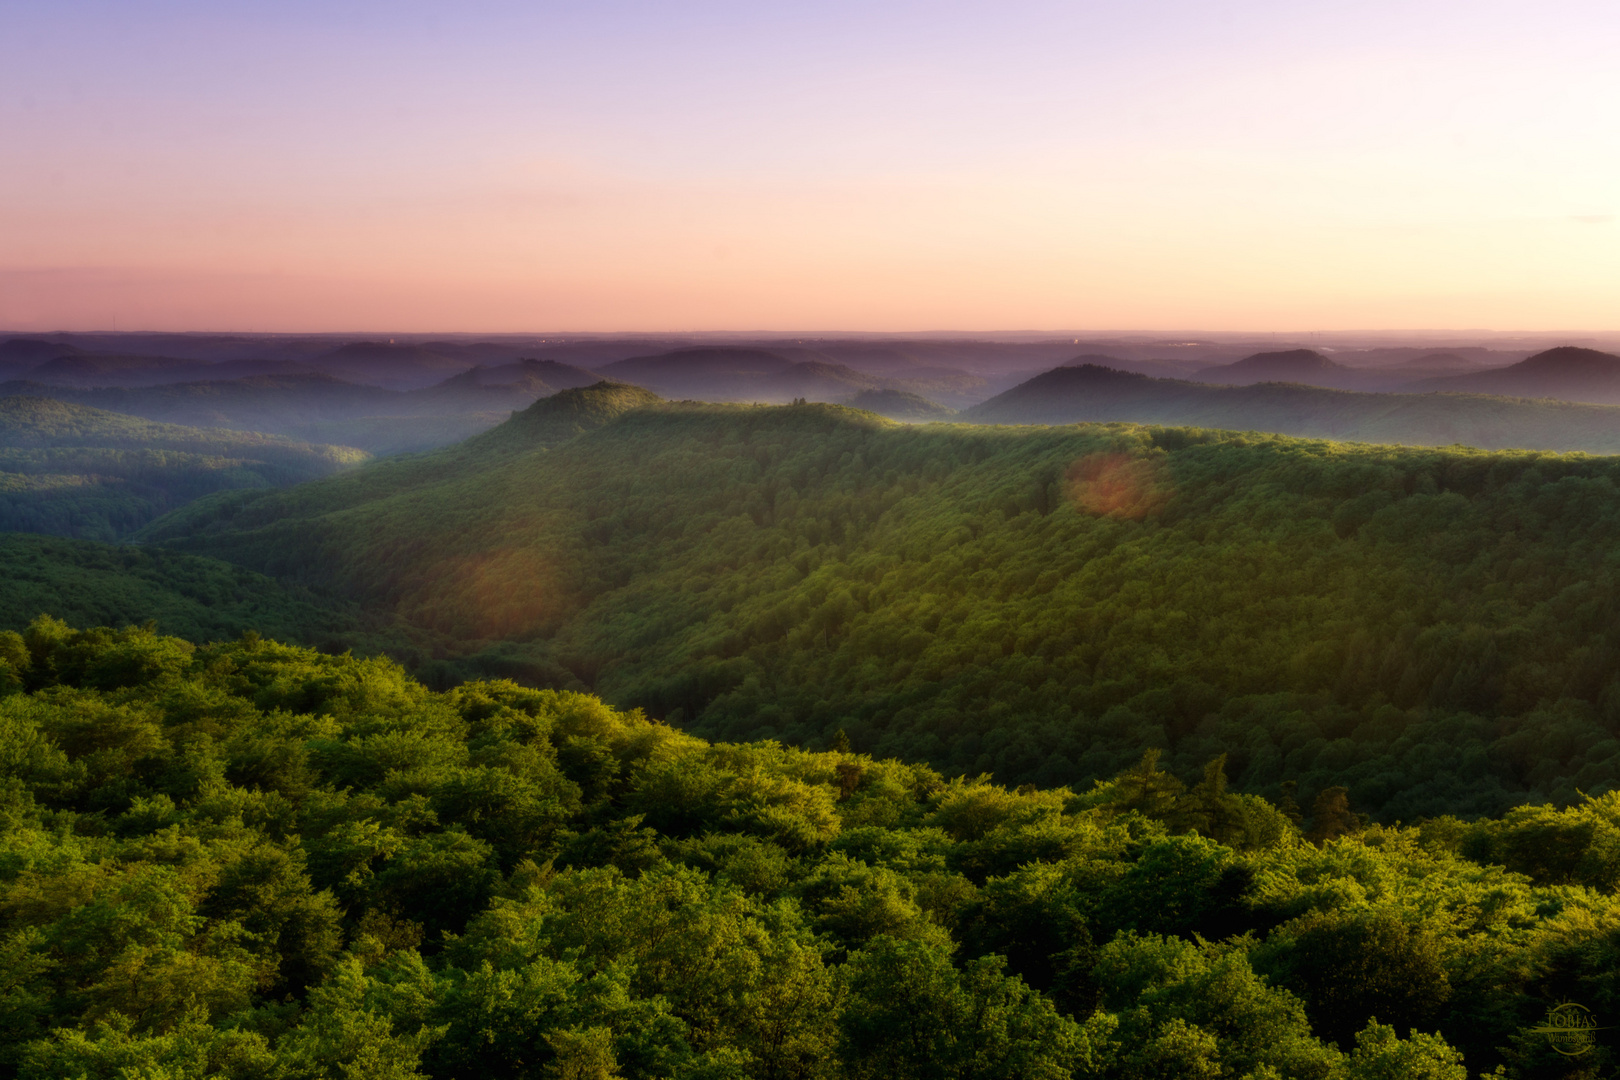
[6,383,1620,1077]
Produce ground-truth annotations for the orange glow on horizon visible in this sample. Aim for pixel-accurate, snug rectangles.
[5,3,1619,334]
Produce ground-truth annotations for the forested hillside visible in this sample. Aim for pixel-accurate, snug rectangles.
[142,385,1620,819]
[0,397,366,540]
[843,389,956,421]
[0,534,360,645]
[964,363,1620,453]
[3,621,1616,1079]
[0,371,554,456]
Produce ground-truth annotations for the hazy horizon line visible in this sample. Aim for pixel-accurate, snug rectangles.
[7,328,1620,343]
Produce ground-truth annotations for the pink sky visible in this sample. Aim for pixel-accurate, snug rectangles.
[4,1,1619,332]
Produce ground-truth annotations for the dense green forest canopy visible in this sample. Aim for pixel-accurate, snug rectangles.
[964,363,1620,453]
[5,621,1619,1079]
[0,534,363,647]
[0,397,366,541]
[137,385,1620,819]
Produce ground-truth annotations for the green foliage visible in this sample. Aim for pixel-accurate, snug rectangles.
[0,621,1609,1078]
[141,389,1620,818]
[1251,908,1452,1049]
[1335,1022,1468,1080]
[464,381,661,453]
[1095,933,1339,1079]
[838,935,1091,1080]
[0,395,366,540]
[0,533,363,647]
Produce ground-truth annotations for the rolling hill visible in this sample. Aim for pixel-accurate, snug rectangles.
[0,368,559,455]
[844,388,956,421]
[1183,347,1528,392]
[961,363,1620,453]
[310,340,483,390]
[1194,348,1359,387]
[19,353,309,387]
[0,395,367,540]
[598,346,799,397]
[0,336,316,387]
[0,373,399,428]
[1404,345,1620,403]
[139,382,1620,818]
[467,357,604,389]
[598,346,991,407]
[0,337,82,379]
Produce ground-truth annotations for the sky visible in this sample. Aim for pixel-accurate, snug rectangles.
[2,0,1618,332]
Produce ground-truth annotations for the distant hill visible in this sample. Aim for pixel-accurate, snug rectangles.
[1404,346,1620,404]
[767,361,885,400]
[310,341,474,390]
[600,347,793,383]
[402,365,554,411]
[0,374,401,430]
[483,358,604,390]
[1337,345,1521,369]
[1069,347,1527,392]
[0,370,558,455]
[0,395,366,540]
[0,338,81,378]
[0,337,321,388]
[1403,351,1478,370]
[20,352,209,385]
[961,363,1620,453]
[845,388,956,421]
[20,353,315,388]
[884,367,991,408]
[596,347,992,406]
[1194,348,1359,387]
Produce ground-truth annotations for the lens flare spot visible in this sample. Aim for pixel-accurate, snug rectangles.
[1066,452,1170,520]
[406,545,561,639]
